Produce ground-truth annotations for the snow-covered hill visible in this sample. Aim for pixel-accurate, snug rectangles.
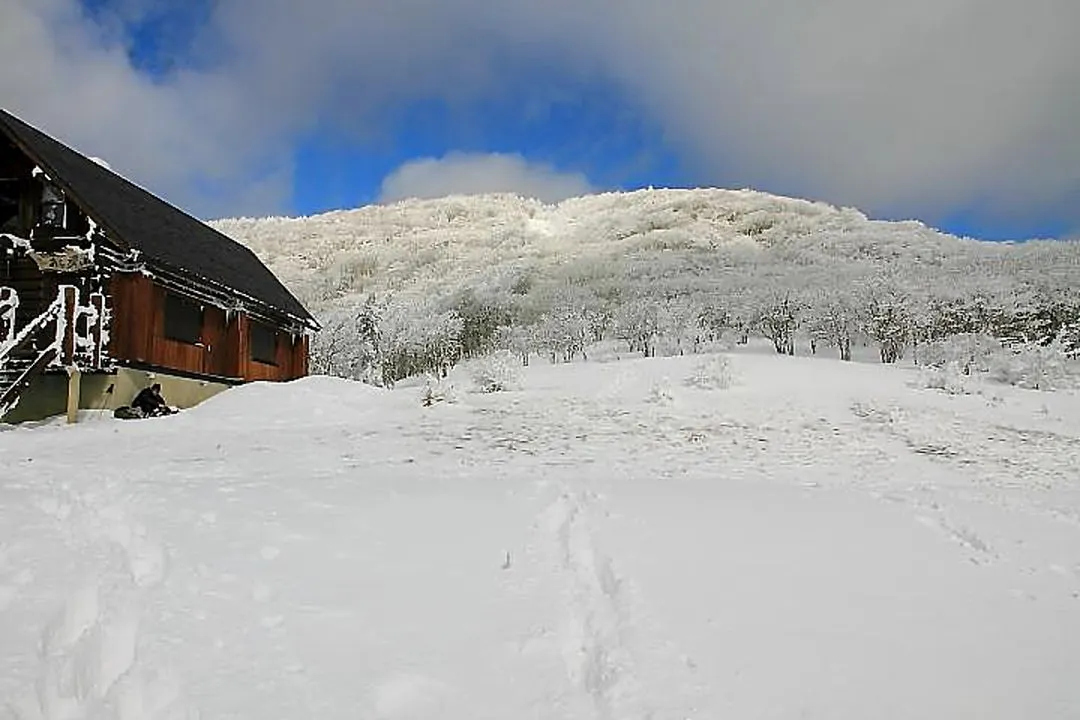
[212,188,1080,390]
[215,188,1033,311]
[2,351,1079,718]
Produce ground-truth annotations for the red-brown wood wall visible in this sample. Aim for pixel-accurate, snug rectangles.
[109,273,307,382]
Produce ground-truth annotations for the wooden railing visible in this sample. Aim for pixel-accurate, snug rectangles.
[0,285,107,417]
[0,288,62,363]
[0,286,17,345]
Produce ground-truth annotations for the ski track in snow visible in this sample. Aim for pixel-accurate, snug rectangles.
[544,490,647,720]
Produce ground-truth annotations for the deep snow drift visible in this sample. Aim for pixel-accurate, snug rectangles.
[2,351,1079,719]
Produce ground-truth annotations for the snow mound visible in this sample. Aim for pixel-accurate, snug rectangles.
[187,374,393,422]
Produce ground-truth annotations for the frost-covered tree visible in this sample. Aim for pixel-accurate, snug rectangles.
[378,296,463,386]
[860,284,911,363]
[806,291,857,361]
[535,306,590,363]
[756,291,801,356]
[209,189,1080,386]
[696,301,731,344]
[309,311,354,378]
[584,302,614,343]
[354,294,382,364]
[615,298,661,357]
[452,288,512,359]
[309,297,382,382]
[1060,320,1080,359]
[496,324,536,366]
[658,297,704,355]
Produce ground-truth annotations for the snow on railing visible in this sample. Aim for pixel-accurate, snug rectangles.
[0,233,32,253]
[0,285,106,369]
[0,290,64,364]
[0,287,17,345]
[0,284,110,417]
[69,292,107,368]
[0,289,67,417]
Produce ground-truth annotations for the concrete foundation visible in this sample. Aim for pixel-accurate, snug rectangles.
[1,367,233,424]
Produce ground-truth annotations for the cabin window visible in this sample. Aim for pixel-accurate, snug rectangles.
[250,322,278,364]
[39,182,66,228]
[164,292,203,344]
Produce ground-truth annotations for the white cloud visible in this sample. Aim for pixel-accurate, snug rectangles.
[2,0,1078,231]
[378,153,593,204]
[0,0,290,219]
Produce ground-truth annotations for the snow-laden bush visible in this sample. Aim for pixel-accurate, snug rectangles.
[583,340,627,363]
[379,298,463,386]
[309,301,382,384]
[647,377,674,405]
[421,374,458,406]
[918,361,969,395]
[989,342,1073,392]
[495,324,536,366]
[1060,320,1080,359]
[470,351,523,393]
[918,333,999,374]
[684,354,735,390]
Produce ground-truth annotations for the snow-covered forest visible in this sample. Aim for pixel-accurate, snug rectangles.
[213,188,1080,390]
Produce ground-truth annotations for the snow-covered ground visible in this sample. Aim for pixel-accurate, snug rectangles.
[2,352,1079,719]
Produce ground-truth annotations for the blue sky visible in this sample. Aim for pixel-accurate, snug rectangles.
[290,83,686,215]
[3,0,1078,240]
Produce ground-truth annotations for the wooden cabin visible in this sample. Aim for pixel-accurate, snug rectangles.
[0,108,318,423]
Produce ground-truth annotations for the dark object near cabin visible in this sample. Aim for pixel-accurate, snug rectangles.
[132,383,173,417]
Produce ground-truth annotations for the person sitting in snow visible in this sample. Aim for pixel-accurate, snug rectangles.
[131,383,174,417]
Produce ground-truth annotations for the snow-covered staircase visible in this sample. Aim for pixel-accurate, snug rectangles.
[1,284,110,420]
[0,287,65,419]
[0,355,41,409]
[0,356,33,387]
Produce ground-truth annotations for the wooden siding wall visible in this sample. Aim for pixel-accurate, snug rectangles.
[234,314,308,381]
[109,273,307,382]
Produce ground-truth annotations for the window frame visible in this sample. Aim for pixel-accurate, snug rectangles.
[163,292,204,345]
[38,182,67,229]
[250,321,278,365]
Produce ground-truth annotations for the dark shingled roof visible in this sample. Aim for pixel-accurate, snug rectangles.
[0,108,313,325]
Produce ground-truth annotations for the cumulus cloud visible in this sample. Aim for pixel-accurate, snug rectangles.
[378,153,592,204]
[0,0,291,218]
[2,0,1078,232]
[588,0,1080,226]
